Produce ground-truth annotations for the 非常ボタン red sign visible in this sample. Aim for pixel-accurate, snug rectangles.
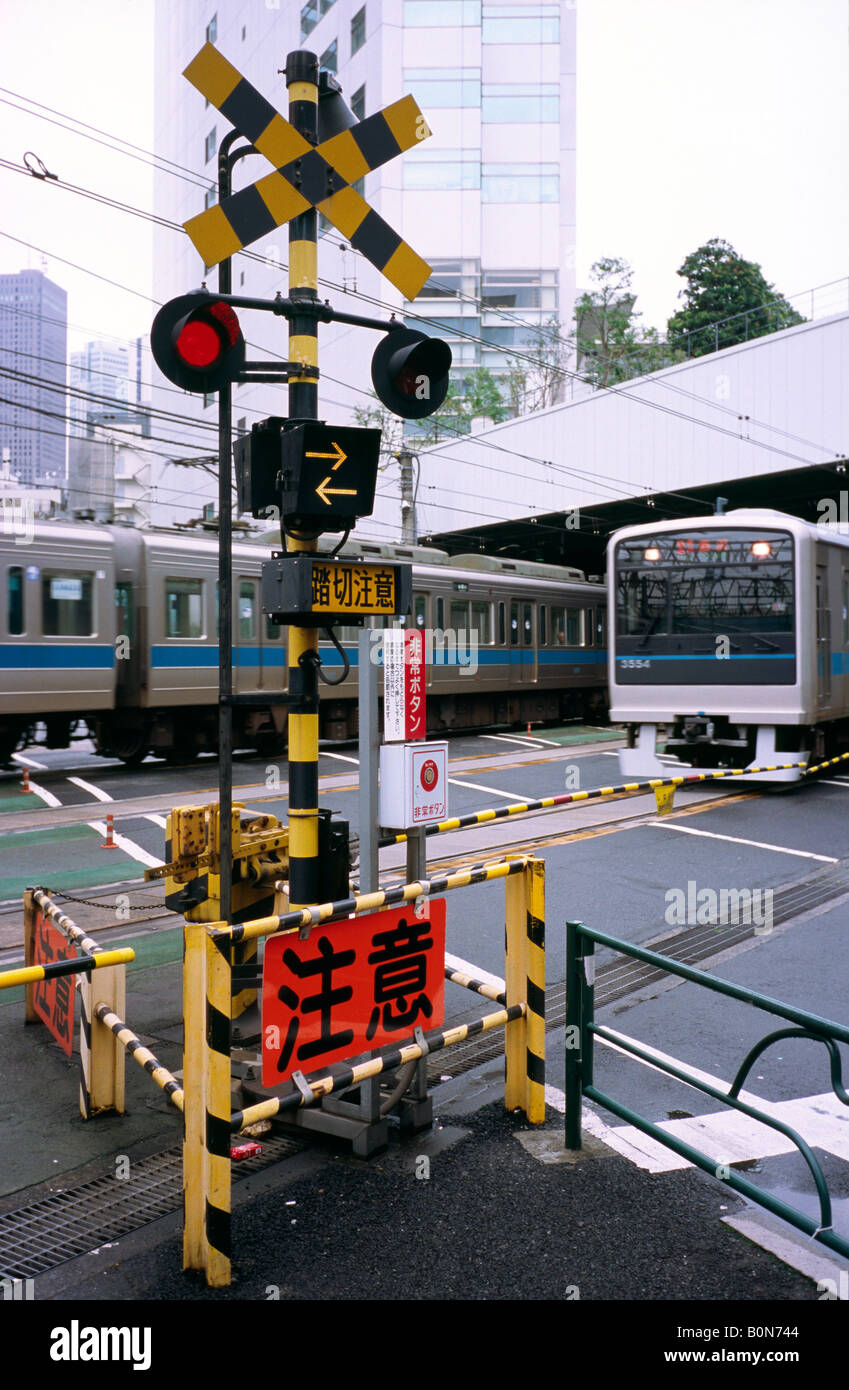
[32,909,76,1056]
[383,628,426,741]
[261,901,446,1086]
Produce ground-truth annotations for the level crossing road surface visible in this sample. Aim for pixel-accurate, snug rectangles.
[1,726,848,1330]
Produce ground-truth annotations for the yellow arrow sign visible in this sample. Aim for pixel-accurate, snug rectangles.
[306,442,347,470]
[316,477,358,507]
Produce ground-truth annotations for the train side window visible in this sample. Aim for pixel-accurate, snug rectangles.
[8,566,23,635]
[596,608,605,646]
[523,603,533,645]
[471,600,492,644]
[436,597,444,629]
[566,608,582,646]
[550,605,565,644]
[450,599,469,631]
[166,577,204,638]
[498,602,505,645]
[510,601,519,645]
[43,572,94,637]
[265,615,282,640]
[238,581,256,640]
[584,607,594,646]
[539,604,546,646]
[414,594,427,628]
[843,577,849,644]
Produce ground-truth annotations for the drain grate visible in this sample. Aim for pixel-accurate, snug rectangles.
[0,1135,303,1281]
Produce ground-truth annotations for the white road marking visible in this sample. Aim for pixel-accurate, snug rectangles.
[448,777,531,802]
[321,752,360,766]
[820,780,849,789]
[145,814,168,829]
[11,752,48,770]
[651,821,838,863]
[444,952,505,995]
[24,780,62,809]
[67,775,113,803]
[481,734,539,748]
[86,820,162,869]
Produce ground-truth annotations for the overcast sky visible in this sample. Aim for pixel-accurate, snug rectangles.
[1,0,847,354]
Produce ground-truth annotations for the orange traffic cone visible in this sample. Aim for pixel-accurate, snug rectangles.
[101,813,119,850]
[19,767,33,794]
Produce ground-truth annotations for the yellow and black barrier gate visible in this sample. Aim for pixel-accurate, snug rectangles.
[182,853,546,1288]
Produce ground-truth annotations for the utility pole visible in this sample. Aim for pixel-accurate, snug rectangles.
[398,448,416,544]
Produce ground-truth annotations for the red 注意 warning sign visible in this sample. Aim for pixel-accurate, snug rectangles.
[32,909,76,1056]
[261,900,446,1085]
[383,628,426,741]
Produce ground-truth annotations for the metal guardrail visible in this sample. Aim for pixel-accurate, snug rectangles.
[564,921,849,1260]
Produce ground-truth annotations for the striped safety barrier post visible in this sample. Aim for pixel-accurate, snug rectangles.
[182,854,545,1288]
[93,1003,184,1113]
[0,948,135,991]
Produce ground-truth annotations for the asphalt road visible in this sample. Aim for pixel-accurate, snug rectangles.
[2,726,848,1319]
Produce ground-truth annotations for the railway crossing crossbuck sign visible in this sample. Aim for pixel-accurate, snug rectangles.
[181,43,434,300]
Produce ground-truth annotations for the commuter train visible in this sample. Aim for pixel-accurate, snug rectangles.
[0,522,608,765]
[610,509,849,782]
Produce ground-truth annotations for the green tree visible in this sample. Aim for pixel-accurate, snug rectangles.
[572,257,665,388]
[666,238,805,357]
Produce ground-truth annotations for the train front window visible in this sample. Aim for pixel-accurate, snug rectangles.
[616,530,795,637]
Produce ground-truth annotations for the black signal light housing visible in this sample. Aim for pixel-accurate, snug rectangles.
[150,291,246,393]
[370,326,452,419]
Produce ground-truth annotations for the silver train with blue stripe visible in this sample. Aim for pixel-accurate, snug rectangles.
[610,509,849,782]
[1,522,608,764]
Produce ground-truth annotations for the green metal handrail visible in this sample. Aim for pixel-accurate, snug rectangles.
[564,920,849,1260]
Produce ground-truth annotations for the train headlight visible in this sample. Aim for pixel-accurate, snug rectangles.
[751,541,772,558]
[643,546,661,562]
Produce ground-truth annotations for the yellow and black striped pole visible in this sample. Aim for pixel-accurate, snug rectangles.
[505,857,546,1123]
[285,49,321,911]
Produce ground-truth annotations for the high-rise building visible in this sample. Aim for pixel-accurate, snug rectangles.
[69,340,130,436]
[0,269,68,486]
[152,0,576,536]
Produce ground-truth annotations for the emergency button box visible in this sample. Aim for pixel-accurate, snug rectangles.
[379,741,448,830]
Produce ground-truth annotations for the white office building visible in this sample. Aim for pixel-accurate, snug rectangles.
[69,340,130,436]
[152,0,576,538]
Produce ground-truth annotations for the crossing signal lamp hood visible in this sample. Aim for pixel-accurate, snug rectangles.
[150,291,246,393]
[371,327,452,419]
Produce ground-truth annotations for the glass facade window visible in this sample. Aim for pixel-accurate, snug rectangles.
[482,4,559,44]
[405,150,481,191]
[204,185,217,210]
[301,1,318,38]
[481,163,559,203]
[351,5,366,54]
[166,578,204,639]
[482,84,559,123]
[206,14,217,43]
[404,68,481,108]
[351,84,366,121]
[8,566,23,635]
[404,1,481,24]
[482,268,558,312]
[320,39,338,73]
[204,128,217,163]
[43,573,94,638]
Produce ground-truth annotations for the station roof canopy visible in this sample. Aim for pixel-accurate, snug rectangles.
[421,460,849,577]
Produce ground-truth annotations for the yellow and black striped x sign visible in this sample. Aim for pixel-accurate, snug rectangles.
[182,45,433,301]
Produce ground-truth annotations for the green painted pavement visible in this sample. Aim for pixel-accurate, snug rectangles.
[0,822,154,901]
[0,923,183,1009]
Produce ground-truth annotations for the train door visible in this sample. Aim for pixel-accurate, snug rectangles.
[114,581,140,705]
[508,599,522,684]
[816,562,832,708]
[523,601,537,683]
[234,577,258,693]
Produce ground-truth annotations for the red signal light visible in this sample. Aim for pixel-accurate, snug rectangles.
[150,291,246,393]
[176,319,223,368]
